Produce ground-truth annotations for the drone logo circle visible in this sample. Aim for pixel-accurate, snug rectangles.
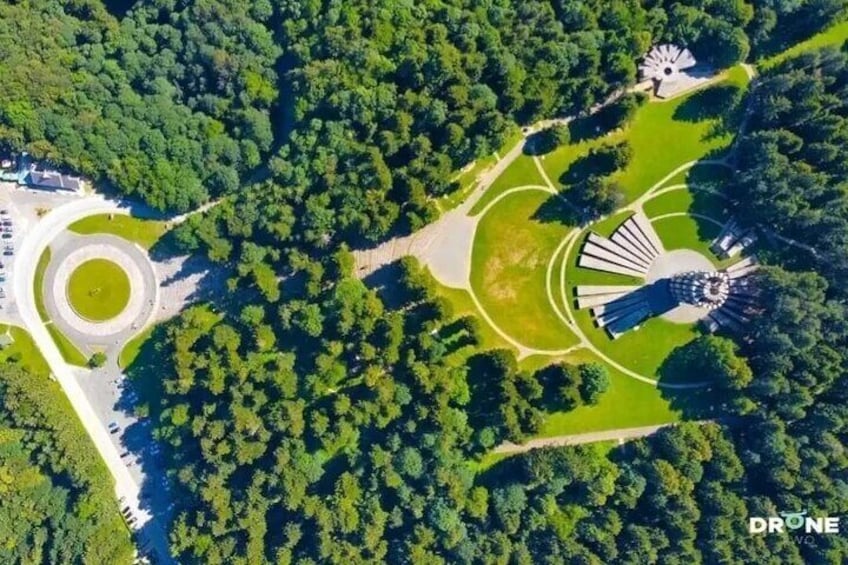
[780,511,807,530]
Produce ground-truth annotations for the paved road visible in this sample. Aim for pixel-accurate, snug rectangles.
[12,196,173,563]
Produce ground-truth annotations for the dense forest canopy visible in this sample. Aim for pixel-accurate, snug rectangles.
[2,0,848,563]
[152,41,848,565]
[0,0,841,233]
[0,363,133,563]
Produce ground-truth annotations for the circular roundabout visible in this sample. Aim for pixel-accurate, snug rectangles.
[44,233,158,344]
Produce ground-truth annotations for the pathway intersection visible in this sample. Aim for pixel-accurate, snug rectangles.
[355,133,733,386]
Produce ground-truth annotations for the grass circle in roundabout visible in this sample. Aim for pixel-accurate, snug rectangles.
[66,258,131,322]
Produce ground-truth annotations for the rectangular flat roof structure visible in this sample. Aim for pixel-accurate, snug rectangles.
[628,213,665,254]
[577,291,632,310]
[611,230,656,264]
[587,233,651,269]
[26,170,82,191]
[618,221,659,259]
[591,293,648,319]
[606,307,650,338]
[16,152,84,193]
[727,256,758,273]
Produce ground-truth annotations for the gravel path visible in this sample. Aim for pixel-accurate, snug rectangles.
[493,421,714,454]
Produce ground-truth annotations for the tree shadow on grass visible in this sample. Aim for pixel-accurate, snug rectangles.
[691,213,724,253]
[523,131,555,156]
[558,151,617,186]
[360,260,410,310]
[474,450,527,488]
[437,319,477,355]
[530,193,581,227]
[674,84,747,143]
[148,229,185,262]
[685,162,733,191]
[673,84,742,123]
[656,339,727,422]
[569,108,621,143]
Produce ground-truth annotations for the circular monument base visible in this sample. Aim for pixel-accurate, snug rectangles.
[645,249,716,324]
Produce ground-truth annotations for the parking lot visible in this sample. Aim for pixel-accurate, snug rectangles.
[0,182,87,326]
[0,185,24,325]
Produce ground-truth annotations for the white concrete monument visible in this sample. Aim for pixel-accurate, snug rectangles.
[669,270,730,310]
[639,44,703,98]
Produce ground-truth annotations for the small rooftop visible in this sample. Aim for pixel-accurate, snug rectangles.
[16,153,84,193]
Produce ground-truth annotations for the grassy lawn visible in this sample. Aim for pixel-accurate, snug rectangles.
[542,65,750,203]
[574,305,703,379]
[760,20,848,69]
[33,247,93,366]
[470,189,580,351]
[0,325,50,374]
[67,259,131,321]
[643,187,731,220]
[118,325,155,369]
[537,349,687,436]
[68,213,168,249]
[651,215,724,266]
[424,269,579,373]
[34,247,51,321]
[46,323,88,366]
[469,154,545,215]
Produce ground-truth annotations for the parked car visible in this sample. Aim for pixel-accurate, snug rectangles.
[1,233,11,239]
[0,209,7,215]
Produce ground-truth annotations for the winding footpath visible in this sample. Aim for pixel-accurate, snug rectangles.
[13,196,172,563]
